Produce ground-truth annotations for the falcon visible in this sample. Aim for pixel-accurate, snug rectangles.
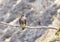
[19,15,26,30]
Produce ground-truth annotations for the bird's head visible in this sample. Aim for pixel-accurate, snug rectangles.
[21,15,26,20]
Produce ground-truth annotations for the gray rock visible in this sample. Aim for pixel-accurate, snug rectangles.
[9,27,46,42]
[0,26,22,41]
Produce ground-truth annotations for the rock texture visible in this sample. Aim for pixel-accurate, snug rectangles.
[0,0,60,42]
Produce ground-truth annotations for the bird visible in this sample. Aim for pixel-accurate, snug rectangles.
[19,15,26,30]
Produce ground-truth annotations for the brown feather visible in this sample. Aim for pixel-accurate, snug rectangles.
[19,15,26,30]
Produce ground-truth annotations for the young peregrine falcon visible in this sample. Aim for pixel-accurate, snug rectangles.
[19,15,26,30]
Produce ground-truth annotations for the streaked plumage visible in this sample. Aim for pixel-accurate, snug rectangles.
[19,15,26,30]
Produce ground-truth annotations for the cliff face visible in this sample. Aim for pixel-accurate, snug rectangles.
[0,0,60,42]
